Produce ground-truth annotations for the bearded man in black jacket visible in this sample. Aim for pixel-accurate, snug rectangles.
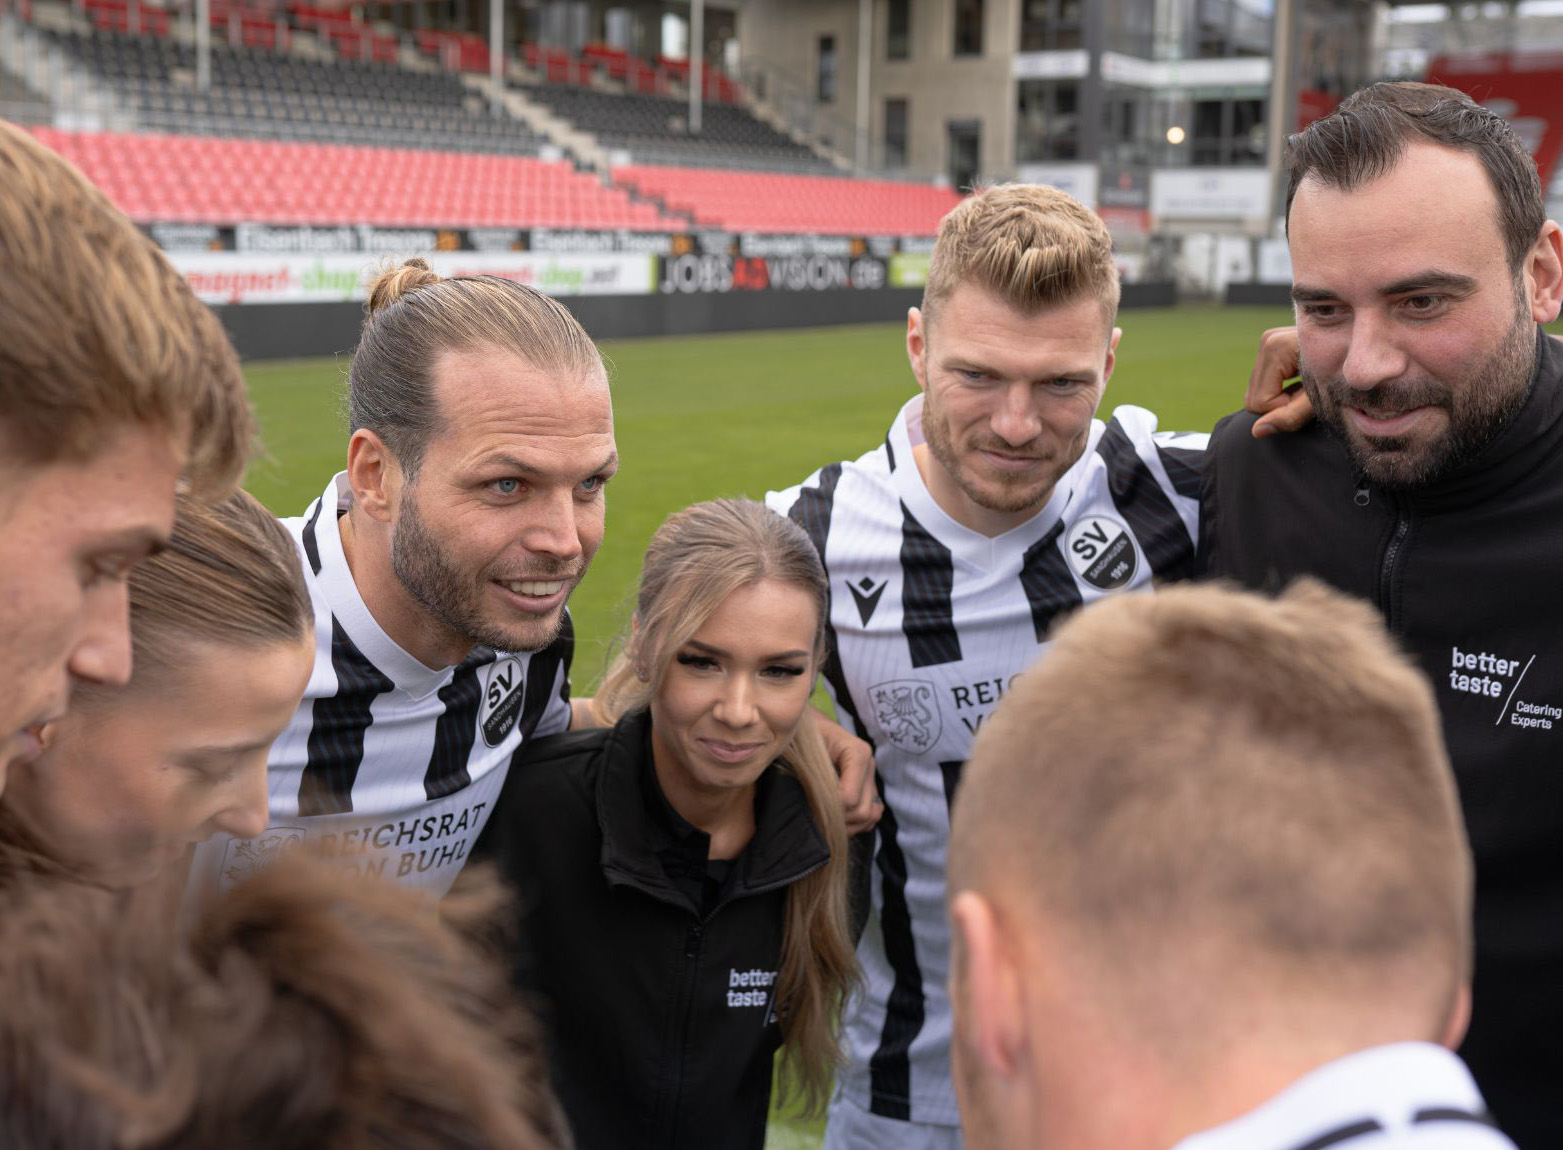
[1202,82,1563,1150]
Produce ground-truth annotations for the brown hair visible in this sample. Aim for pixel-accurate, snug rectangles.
[79,489,312,694]
[1286,81,1545,270]
[949,580,1472,1046]
[0,856,565,1150]
[350,258,603,477]
[596,499,856,1114]
[0,122,252,498]
[922,183,1120,325]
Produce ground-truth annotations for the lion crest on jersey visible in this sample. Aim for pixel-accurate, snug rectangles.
[869,679,941,753]
[220,826,306,885]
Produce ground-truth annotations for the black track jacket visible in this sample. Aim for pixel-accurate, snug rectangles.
[473,710,832,1150]
[1201,327,1563,1150]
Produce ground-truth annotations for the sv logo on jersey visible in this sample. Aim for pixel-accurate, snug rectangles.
[1066,515,1139,591]
[480,657,525,747]
[869,678,941,754]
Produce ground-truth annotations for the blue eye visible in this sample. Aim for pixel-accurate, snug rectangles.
[579,476,604,495]
[492,478,521,496]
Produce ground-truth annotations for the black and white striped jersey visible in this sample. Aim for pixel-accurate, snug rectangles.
[189,473,573,899]
[767,396,1204,1126]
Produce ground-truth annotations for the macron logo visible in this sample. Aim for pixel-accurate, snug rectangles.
[847,576,888,624]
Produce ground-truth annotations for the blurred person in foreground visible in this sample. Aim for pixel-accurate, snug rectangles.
[1203,82,1563,1147]
[477,499,855,1149]
[947,581,1512,1150]
[191,260,876,901]
[0,121,252,793]
[0,489,312,889]
[0,852,565,1150]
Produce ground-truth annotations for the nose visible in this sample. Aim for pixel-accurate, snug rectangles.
[522,488,585,562]
[991,382,1044,446]
[713,674,758,730]
[1339,312,1409,392]
[67,582,134,688]
[211,762,271,841]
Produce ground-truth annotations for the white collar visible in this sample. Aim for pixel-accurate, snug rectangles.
[886,394,1082,571]
[308,471,455,700]
[1172,1043,1499,1150]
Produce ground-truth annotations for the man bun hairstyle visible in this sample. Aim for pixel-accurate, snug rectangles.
[1286,81,1545,271]
[923,183,1120,326]
[349,258,603,479]
[0,122,252,498]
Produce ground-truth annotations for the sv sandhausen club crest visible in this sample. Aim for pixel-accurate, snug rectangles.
[220,825,305,885]
[480,657,525,747]
[1066,514,1140,591]
[869,678,942,753]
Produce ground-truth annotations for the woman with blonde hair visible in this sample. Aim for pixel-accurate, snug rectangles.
[477,497,857,1149]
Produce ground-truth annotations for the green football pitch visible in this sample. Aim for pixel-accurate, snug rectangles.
[241,303,1290,1147]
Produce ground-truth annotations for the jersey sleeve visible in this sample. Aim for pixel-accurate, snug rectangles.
[1102,405,1205,573]
[764,482,804,519]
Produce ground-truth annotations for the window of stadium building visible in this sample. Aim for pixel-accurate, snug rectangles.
[818,35,837,103]
[888,0,910,60]
[1196,0,1273,57]
[954,0,984,56]
[1016,79,1079,162]
[948,119,981,188]
[885,98,909,168]
[1192,96,1266,165]
[1020,0,1083,52]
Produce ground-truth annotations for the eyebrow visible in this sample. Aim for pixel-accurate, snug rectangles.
[480,450,619,477]
[1291,270,1479,304]
[685,639,811,661]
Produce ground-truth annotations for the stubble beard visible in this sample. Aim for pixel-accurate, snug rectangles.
[390,491,572,656]
[922,391,1059,516]
[1303,305,1536,490]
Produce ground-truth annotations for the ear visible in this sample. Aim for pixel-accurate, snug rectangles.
[1524,221,1563,325]
[907,306,929,393]
[1439,983,1472,1051]
[949,891,1026,1080]
[345,429,401,525]
[1102,326,1123,389]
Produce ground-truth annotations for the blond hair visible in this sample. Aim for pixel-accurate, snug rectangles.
[949,580,1471,1045]
[923,183,1119,325]
[350,259,603,477]
[0,856,565,1149]
[597,499,856,1114]
[0,122,252,498]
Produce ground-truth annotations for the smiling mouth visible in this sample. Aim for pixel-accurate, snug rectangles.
[699,739,765,764]
[500,580,566,597]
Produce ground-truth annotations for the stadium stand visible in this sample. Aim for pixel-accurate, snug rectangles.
[524,84,831,171]
[42,24,546,153]
[614,164,963,235]
[31,127,682,229]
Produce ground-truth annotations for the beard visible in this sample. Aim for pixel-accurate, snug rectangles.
[390,490,578,655]
[1303,304,1536,490]
[922,389,1064,516]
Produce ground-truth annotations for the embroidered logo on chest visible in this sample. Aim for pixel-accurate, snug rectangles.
[1066,515,1139,591]
[480,657,525,747]
[868,678,942,753]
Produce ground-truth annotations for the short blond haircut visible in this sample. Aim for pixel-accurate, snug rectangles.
[0,123,252,497]
[949,581,1471,1038]
[923,183,1120,325]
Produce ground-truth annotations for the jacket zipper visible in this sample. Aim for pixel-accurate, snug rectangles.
[1363,482,1411,632]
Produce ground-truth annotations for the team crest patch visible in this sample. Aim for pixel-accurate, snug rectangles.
[221,826,305,885]
[481,657,525,747]
[869,679,942,754]
[1066,515,1139,591]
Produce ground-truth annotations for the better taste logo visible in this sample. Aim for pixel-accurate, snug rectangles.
[1448,646,1560,731]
